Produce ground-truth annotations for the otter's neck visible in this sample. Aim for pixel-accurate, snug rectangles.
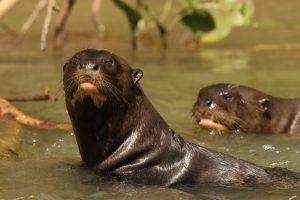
[67,94,168,169]
[268,98,300,135]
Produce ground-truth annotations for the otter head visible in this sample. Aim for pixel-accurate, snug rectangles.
[63,49,143,109]
[192,84,273,133]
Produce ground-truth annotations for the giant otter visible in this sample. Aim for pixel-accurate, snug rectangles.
[193,83,300,135]
[63,49,300,187]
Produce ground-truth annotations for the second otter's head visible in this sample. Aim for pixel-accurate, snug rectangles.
[192,84,273,133]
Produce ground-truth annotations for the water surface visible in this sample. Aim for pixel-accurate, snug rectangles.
[0,0,300,199]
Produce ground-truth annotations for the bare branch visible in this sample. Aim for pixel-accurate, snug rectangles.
[53,0,76,50]
[0,0,21,20]
[0,97,72,131]
[137,0,173,36]
[91,0,105,32]
[0,23,17,37]
[167,13,182,33]
[4,89,57,102]
[158,0,173,22]
[17,0,47,41]
[40,0,60,51]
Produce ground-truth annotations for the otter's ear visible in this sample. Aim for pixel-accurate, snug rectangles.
[258,98,272,120]
[63,62,68,71]
[131,69,143,84]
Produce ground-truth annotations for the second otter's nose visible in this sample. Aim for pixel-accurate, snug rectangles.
[206,100,217,109]
[79,63,99,71]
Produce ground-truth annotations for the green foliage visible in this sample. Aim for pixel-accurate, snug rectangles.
[112,0,255,48]
[201,0,255,43]
[180,9,215,33]
[179,0,198,8]
[113,0,168,48]
[143,4,168,47]
[112,0,141,32]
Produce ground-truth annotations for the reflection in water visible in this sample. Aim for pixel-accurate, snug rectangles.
[199,50,250,72]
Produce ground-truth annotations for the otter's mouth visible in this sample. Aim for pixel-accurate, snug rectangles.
[79,81,98,90]
[193,108,243,132]
[197,117,228,131]
[71,80,107,108]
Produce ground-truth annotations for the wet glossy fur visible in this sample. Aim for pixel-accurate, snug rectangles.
[193,83,300,135]
[64,50,300,187]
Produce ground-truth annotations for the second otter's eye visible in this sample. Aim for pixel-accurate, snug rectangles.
[220,91,234,102]
[223,94,234,102]
[104,59,114,66]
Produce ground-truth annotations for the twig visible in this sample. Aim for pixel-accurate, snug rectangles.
[17,0,47,41]
[91,0,105,33]
[4,89,58,102]
[288,195,298,200]
[137,0,173,36]
[0,96,72,131]
[0,0,21,20]
[0,119,22,159]
[53,0,76,50]
[40,0,60,51]
[158,0,173,23]
[167,13,182,33]
[0,23,17,37]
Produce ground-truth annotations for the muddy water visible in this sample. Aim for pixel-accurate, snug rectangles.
[0,0,300,199]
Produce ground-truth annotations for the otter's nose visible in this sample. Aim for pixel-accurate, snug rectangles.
[206,100,212,107]
[79,63,99,71]
[206,100,217,109]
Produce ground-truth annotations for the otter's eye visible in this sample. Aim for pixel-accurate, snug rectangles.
[220,91,234,102]
[104,60,114,66]
[223,94,234,102]
[103,59,117,73]
[71,57,79,66]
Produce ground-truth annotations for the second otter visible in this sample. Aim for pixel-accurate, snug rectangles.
[193,83,300,135]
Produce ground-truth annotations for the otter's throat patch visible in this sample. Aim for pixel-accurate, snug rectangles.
[71,84,107,108]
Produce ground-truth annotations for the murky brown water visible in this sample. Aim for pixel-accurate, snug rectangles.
[0,0,300,199]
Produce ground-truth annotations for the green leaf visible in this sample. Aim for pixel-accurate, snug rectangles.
[202,26,232,43]
[113,0,142,32]
[200,0,255,43]
[179,0,198,8]
[181,9,215,33]
[240,0,255,25]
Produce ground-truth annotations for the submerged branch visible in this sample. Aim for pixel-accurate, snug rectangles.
[0,120,22,159]
[0,91,72,131]
[0,90,72,159]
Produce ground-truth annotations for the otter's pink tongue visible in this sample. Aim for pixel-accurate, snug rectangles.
[79,82,97,90]
[199,118,227,131]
